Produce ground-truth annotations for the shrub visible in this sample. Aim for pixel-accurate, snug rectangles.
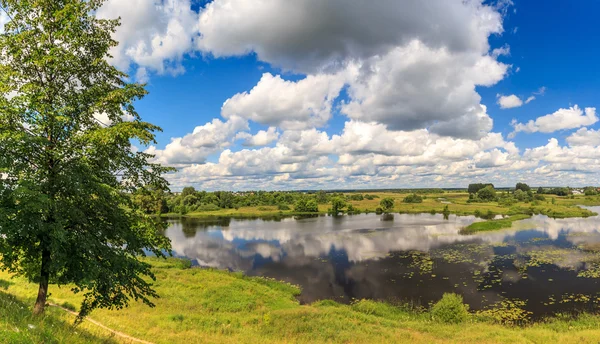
[380,198,395,212]
[196,203,221,212]
[295,198,319,213]
[403,194,423,203]
[476,185,496,202]
[431,293,469,324]
[277,204,290,211]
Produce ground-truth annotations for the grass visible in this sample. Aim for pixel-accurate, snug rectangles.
[4,258,600,343]
[169,192,600,221]
[460,214,532,234]
[0,287,119,343]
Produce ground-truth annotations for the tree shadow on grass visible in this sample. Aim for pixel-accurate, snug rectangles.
[0,278,13,290]
[0,291,119,343]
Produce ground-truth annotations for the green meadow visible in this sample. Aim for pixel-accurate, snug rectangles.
[3,258,600,343]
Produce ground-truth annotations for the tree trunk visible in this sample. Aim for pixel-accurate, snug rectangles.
[33,248,51,315]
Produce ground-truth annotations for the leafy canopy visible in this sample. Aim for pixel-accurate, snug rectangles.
[0,0,172,317]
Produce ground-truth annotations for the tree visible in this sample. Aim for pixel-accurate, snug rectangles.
[468,183,494,194]
[515,183,531,192]
[0,0,172,317]
[537,187,544,194]
[329,197,346,214]
[294,198,318,213]
[181,186,196,198]
[476,186,497,202]
[380,198,395,212]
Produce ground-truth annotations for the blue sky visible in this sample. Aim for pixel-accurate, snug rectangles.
[89,0,600,190]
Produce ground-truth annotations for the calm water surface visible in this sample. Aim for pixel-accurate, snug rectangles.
[165,207,600,318]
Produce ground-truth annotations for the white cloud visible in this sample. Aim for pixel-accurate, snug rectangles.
[497,94,523,109]
[341,41,507,138]
[238,127,279,147]
[566,128,600,147]
[147,116,248,165]
[525,96,535,104]
[510,105,598,137]
[491,44,510,57]
[96,0,199,76]
[196,0,503,73]
[221,72,348,130]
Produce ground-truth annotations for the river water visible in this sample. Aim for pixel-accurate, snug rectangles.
[164,207,600,317]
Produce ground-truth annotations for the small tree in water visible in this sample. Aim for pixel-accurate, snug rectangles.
[0,0,172,317]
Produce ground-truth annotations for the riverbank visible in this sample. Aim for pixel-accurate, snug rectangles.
[3,258,600,343]
[163,192,600,220]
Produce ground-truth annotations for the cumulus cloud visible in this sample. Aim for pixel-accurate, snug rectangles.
[96,0,199,77]
[238,127,279,147]
[341,42,506,138]
[566,128,600,147]
[510,105,598,137]
[147,116,248,165]
[497,94,523,109]
[196,0,504,73]
[221,72,348,130]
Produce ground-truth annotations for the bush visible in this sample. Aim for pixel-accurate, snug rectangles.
[380,197,395,212]
[431,293,469,324]
[476,185,496,202]
[294,198,319,213]
[534,194,546,201]
[403,194,423,203]
[196,203,221,212]
[277,204,290,211]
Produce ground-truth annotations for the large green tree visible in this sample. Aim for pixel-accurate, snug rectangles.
[0,0,172,317]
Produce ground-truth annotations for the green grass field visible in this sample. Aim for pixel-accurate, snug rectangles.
[3,258,600,343]
[170,192,600,220]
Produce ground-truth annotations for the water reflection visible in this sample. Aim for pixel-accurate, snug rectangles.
[164,208,600,317]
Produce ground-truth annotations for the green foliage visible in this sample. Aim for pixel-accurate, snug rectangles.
[584,187,598,196]
[329,197,347,214]
[277,204,291,211]
[294,198,319,213]
[476,185,497,201]
[515,183,531,192]
[468,183,494,194]
[379,198,395,212]
[0,0,172,317]
[430,293,469,324]
[346,193,364,201]
[403,194,423,203]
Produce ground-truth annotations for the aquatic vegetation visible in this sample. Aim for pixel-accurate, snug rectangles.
[476,299,533,325]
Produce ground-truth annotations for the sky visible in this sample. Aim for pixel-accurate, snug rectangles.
[79,0,600,190]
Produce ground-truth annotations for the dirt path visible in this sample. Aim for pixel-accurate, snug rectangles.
[49,303,155,344]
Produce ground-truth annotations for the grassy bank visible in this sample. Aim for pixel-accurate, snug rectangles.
[3,258,600,343]
[167,192,600,220]
[460,214,532,234]
[0,290,119,343]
